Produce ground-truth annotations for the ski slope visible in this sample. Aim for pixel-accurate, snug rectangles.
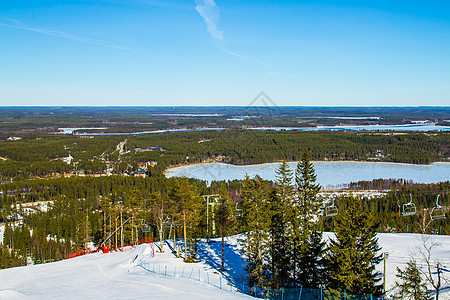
[0,243,252,299]
[0,233,449,299]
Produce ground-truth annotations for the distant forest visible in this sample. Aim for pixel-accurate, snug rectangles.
[0,106,449,134]
[0,130,448,180]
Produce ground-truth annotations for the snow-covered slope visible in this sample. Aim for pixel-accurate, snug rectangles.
[0,243,252,299]
[1,233,449,299]
[374,233,450,299]
[199,233,450,299]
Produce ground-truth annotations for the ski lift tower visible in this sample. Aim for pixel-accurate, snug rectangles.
[202,194,220,242]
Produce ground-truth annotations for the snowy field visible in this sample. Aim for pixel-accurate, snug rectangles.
[0,233,449,299]
[373,233,450,299]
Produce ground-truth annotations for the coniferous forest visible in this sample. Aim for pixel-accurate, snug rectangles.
[0,107,449,298]
[0,146,448,297]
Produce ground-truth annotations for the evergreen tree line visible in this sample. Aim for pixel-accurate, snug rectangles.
[0,130,448,180]
[239,150,383,297]
[0,173,447,270]
[0,159,447,299]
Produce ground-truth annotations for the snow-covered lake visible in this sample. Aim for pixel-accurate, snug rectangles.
[250,123,450,131]
[166,161,450,187]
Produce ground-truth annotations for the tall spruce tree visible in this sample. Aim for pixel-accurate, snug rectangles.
[291,149,323,285]
[270,162,294,288]
[241,175,272,289]
[325,196,382,296]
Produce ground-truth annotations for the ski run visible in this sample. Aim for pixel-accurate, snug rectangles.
[0,232,449,299]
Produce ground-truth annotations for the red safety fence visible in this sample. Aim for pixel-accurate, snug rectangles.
[66,237,154,259]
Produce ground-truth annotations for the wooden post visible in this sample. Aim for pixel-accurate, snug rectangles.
[120,208,123,251]
[131,211,134,244]
[115,215,117,250]
[173,221,176,254]
[183,209,187,259]
[103,210,106,243]
[108,210,111,247]
[221,226,224,270]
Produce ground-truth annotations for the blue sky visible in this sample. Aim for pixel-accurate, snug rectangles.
[1,0,449,106]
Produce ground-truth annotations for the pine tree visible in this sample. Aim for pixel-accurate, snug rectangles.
[170,177,201,262]
[291,149,323,285]
[270,162,294,288]
[394,259,428,300]
[297,230,327,288]
[241,175,272,289]
[325,196,382,296]
[215,183,235,270]
[295,149,322,234]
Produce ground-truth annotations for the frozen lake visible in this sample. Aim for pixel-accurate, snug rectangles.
[250,123,450,131]
[166,161,450,187]
[61,123,449,136]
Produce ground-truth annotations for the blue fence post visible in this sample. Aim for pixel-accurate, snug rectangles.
[174,267,176,276]
[282,287,284,300]
[207,272,209,284]
[242,282,245,294]
[182,267,185,278]
[320,287,323,300]
[189,268,193,279]
[254,284,256,297]
[344,289,347,300]
[165,266,167,276]
[220,277,222,289]
[298,286,302,300]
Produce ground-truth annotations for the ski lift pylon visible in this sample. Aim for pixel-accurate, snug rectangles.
[402,194,416,217]
[430,194,446,221]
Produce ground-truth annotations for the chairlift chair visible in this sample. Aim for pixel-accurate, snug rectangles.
[142,223,151,233]
[324,197,338,217]
[430,195,446,221]
[402,194,416,217]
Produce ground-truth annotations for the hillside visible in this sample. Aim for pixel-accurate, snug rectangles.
[1,233,449,299]
[0,242,251,299]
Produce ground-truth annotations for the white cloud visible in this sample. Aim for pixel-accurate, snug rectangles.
[194,0,271,67]
[0,19,141,53]
[195,0,224,41]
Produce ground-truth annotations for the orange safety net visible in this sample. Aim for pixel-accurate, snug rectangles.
[66,237,155,259]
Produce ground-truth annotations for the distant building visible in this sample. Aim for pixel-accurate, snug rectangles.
[135,146,164,152]
[131,170,147,178]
